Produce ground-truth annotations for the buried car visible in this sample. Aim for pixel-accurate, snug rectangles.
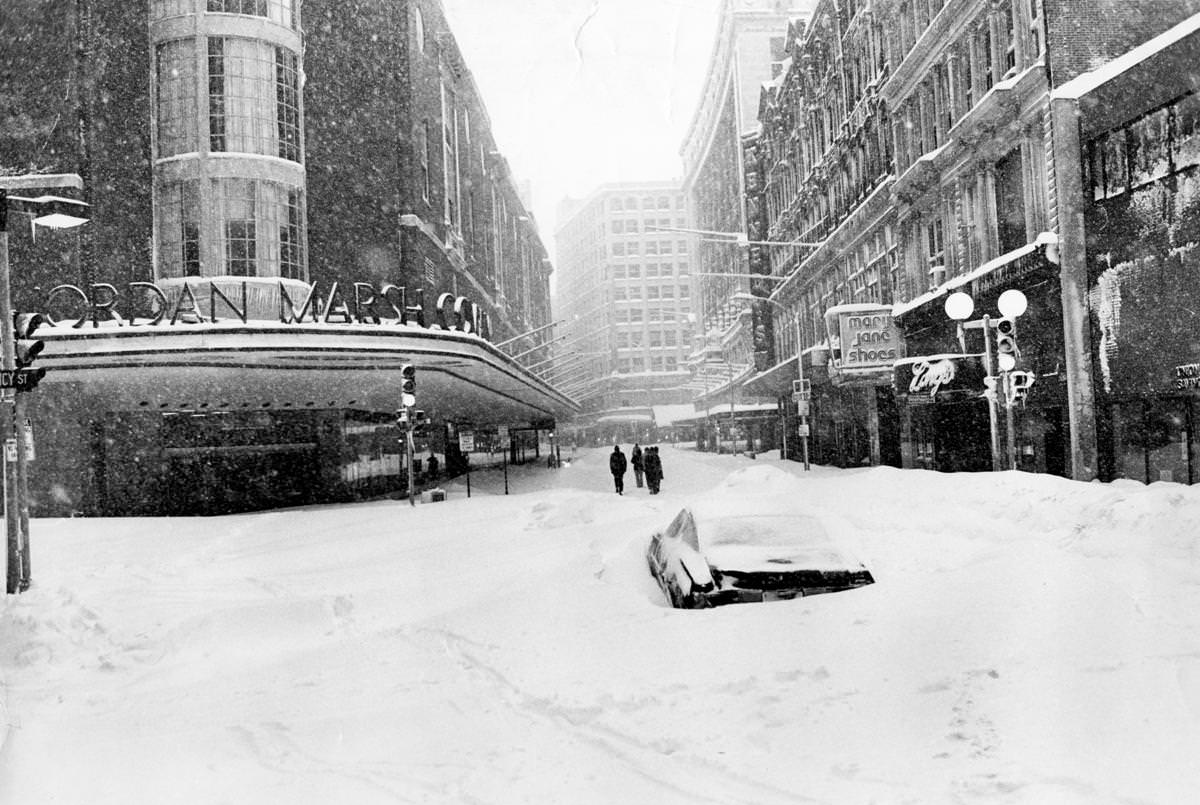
[646,503,874,608]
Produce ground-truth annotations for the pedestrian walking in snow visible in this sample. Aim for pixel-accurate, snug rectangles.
[631,443,645,488]
[645,446,663,494]
[609,445,628,495]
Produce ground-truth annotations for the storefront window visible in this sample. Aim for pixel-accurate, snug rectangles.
[1112,399,1192,484]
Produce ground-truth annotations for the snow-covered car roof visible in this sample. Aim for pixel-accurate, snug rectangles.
[694,512,865,573]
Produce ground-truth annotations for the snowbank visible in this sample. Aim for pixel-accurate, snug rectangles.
[2,448,1198,803]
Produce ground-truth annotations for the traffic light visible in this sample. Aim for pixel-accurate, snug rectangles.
[395,408,410,431]
[400,363,416,408]
[994,317,1019,368]
[12,312,46,391]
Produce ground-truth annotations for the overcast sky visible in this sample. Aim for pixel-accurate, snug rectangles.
[442,0,724,250]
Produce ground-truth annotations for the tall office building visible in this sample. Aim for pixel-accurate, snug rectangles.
[554,182,695,442]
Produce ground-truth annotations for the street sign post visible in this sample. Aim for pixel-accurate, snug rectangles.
[458,431,475,498]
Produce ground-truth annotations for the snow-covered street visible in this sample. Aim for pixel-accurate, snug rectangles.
[2,446,1200,803]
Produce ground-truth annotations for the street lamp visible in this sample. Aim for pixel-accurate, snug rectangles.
[944,289,1029,471]
[732,292,809,470]
[0,174,90,594]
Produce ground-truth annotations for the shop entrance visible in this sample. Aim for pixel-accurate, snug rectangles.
[1110,396,1197,484]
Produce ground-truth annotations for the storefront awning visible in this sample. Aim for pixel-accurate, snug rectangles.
[740,356,798,396]
[651,404,700,426]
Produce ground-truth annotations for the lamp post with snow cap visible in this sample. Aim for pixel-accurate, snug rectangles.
[0,174,90,593]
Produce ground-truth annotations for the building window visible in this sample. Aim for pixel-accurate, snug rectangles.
[187,177,307,278]
[627,265,641,278]
[926,217,945,279]
[275,48,301,161]
[417,121,432,201]
[1029,0,1045,59]
[208,37,301,161]
[157,179,201,277]
[226,219,257,276]
[1000,0,1016,74]
[279,189,304,279]
[441,82,462,231]
[207,0,297,29]
[156,39,199,157]
[152,0,193,19]
[994,148,1027,253]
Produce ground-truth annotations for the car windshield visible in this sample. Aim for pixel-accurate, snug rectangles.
[701,515,828,549]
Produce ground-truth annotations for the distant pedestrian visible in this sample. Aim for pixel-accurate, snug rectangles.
[609,445,628,495]
[631,443,645,488]
[426,454,439,481]
[645,446,664,494]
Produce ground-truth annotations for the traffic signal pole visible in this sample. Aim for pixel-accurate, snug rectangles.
[0,175,87,593]
[0,206,28,593]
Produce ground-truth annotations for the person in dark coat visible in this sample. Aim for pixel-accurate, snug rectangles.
[609,445,628,495]
[631,443,645,488]
[644,446,664,494]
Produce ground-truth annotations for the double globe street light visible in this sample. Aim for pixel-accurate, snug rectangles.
[944,288,1032,472]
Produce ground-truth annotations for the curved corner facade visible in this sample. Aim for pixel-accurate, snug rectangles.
[149,1,308,282]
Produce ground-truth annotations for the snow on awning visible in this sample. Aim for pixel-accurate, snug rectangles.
[596,411,653,423]
[651,404,700,426]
